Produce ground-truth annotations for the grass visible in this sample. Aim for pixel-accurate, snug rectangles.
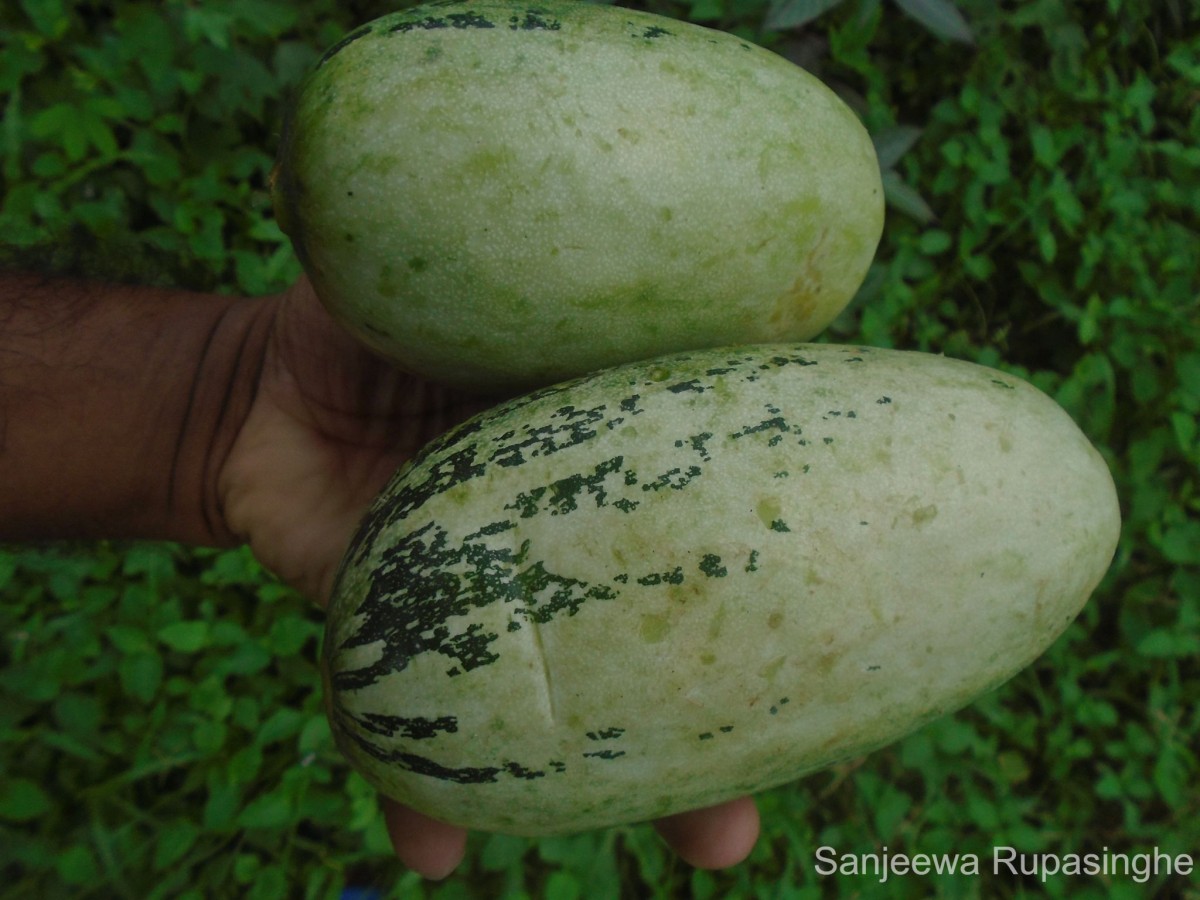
[2,0,1198,897]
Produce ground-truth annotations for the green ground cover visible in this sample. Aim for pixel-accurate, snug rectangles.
[2,0,1197,897]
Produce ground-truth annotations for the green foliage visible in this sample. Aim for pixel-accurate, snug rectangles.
[2,0,1198,897]
[0,0,391,291]
[0,542,406,898]
[765,0,973,44]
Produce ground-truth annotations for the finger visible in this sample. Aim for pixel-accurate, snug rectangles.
[653,795,760,870]
[381,799,469,881]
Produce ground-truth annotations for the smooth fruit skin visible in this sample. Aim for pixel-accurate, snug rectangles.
[323,344,1121,835]
[273,1,884,392]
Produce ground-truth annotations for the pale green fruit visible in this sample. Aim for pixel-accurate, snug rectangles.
[324,344,1121,835]
[274,1,884,391]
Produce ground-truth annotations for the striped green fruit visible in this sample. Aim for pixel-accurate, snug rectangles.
[273,1,884,391]
[323,344,1120,835]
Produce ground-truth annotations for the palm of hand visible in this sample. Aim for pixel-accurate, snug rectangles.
[220,277,486,603]
[218,278,759,878]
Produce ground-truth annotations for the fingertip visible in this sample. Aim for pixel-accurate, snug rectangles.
[382,801,469,880]
[654,795,760,870]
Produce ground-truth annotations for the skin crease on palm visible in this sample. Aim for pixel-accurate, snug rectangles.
[220,278,762,879]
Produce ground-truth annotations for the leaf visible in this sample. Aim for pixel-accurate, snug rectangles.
[1152,748,1189,805]
[690,869,719,900]
[266,614,316,655]
[1030,124,1058,167]
[192,719,228,755]
[112,85,154,121]
[764,0,846,32]
[1159,521,1200,565]
[118,651,163,703]
[871,784,912,836]
[246,866,287,900]
[56,844,99,886]
[964,785,1000,831]
[106,623,153,654]
[872,124,923,169]
[537,833,603,868]
[271,41,319,89]
[257,708,305,746]
[238,791,293,830]
[19,0,69,39]
[0,777,53,821]
[1136,629,1198,658]
[881,169,937,223]
[1048,171,1085,231]
[688,0,725,22]
[202,778,240,831]
[53,691,103,735]
[234,852,260,883]
[1176,352,1200,409]
[1170,411,1196,453]
[545,871,583,900]
[200,546,264,587]
[32,150,66,177]
[209,621,249,647]
[184,7,234,49]
[298,714,331,754]
[0,552,16,592]
[228,745,263,783]
[158,620,211,653]
[892,0,974,44]
[1038,228,1058,263]
[29,102,86,159]
[228,0,299,39]
[154,819,200,870]
[39,730,106,763]
[121,543,179,581]
[480,833,530,872]
[213,641,271,677]
[997,750,1031,784]
[917,228,953,255]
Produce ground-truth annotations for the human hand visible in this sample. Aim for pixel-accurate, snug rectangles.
[217,277,761,878]
[218,276,485,603]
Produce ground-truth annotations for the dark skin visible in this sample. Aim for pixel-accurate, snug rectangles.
[0,274,760,879]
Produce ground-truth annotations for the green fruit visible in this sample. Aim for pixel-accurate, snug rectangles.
[274,1,884,391]
[324,344,1120,835]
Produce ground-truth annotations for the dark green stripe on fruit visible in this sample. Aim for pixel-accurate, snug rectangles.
[335,520,617,689]
[510,11,561,30]
[330,710,578,785]
[335,721,503,782]
[317,24,372,67]
[586,727,625,740]
[349,711,458,739]
[505,456,624,518]
[388,11,497,32]
[584,749,625,759]
[337,348,886,692]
